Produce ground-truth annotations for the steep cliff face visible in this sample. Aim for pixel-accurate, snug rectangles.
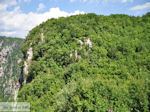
[23,47,33,83]
[0,36,23,101]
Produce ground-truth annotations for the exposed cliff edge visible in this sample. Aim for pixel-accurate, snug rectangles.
[0,36,23,101]
[23,47,33,83]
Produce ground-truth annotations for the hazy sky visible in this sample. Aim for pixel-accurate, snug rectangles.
[0,0,150,38]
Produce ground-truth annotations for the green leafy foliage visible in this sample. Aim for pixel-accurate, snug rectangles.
[18,13,150,111]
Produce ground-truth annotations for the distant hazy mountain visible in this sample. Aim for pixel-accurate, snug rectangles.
[0,36,23,101]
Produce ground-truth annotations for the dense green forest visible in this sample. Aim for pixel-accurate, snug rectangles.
[18,13,150,111]
[0,36,23,101]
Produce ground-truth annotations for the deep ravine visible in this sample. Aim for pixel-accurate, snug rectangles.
[0,37,23,102]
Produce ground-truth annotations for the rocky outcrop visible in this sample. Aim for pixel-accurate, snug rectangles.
[23,47,33,83]
[84,37,92,49]
[41,32,44,42]
[70,37,93,61]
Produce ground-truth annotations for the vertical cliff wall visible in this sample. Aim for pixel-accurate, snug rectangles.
[0,36,23,101]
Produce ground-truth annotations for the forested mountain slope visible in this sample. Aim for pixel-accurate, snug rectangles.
[0,36,23,101]
[18,13,150,111]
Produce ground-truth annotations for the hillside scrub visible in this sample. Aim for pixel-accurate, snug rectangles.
[18,13,150,111]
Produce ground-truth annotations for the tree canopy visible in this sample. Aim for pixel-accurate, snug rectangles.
[18,13,150,112]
